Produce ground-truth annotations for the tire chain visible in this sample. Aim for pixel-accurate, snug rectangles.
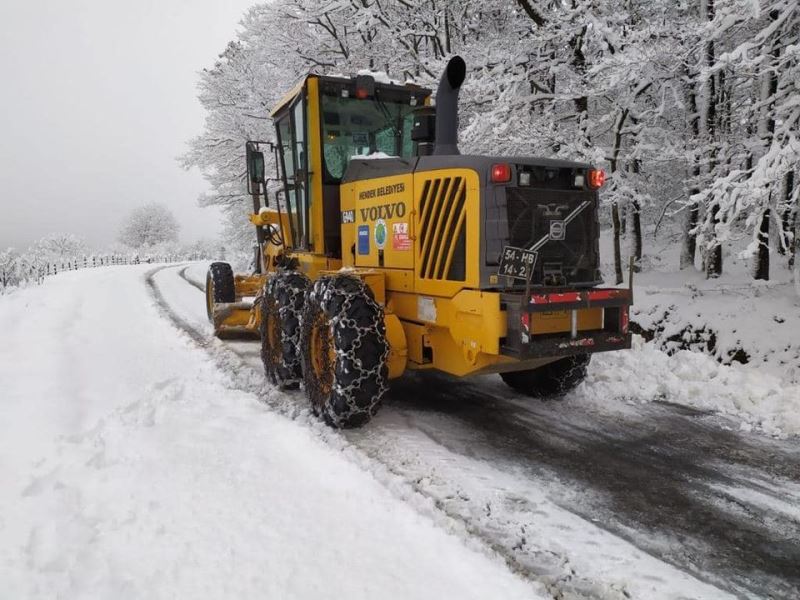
[261,270,310,388]
[305,275,389,427]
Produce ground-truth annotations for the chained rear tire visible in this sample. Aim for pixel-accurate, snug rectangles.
[500,354,591,398]
[300,275,389,428]
[260,271,310,390]
[206,262,235,323]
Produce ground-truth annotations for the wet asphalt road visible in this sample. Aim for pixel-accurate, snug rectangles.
[382,373,800,598]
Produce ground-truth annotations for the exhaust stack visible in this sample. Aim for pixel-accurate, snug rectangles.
[433,56,466,156]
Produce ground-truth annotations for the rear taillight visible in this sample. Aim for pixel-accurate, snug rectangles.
[491,163,512,183]
[587,169,606,190]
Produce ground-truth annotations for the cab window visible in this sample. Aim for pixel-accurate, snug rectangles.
[320,92,418,182]
[275,97,310,249]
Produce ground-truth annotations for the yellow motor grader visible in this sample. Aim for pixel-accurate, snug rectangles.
[205,56,632,427]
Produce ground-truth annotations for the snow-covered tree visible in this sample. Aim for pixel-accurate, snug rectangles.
[118,203,180,249]
[30,233,90,262]
[0,247,20,289]
[184,0,799,290]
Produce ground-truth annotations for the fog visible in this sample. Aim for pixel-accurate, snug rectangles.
[0,0,255,250]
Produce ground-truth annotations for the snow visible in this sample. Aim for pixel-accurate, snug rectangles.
[2,261,799,598]
[0,266,542,599]
[598,229,800,437]
[584,336,800,437]
[355,69,404,86]
[350,151,398,160]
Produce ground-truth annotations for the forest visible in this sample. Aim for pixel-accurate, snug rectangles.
[182,0,799,291]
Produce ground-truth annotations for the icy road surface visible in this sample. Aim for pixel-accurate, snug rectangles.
[1,264,798,599]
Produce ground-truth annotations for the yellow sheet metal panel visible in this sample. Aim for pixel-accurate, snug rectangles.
[351,173,415,270]
[293,252,342,280]
[413,168,480,297]
[388,289,505,368]
[383,268,414,292]
[384,313,407,379]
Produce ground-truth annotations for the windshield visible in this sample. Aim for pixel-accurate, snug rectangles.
[320,94,417,181]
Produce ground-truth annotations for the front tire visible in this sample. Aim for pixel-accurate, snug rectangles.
[206,262,235,328]
[500,354,591,398]
[260,271,310,390]
[300,275,389,428]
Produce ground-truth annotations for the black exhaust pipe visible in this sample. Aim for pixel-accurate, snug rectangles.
[433,56,466,156]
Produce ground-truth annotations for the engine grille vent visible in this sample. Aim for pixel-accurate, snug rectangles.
[417,176,467,281]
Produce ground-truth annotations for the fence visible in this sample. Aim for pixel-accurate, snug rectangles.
[0,254,186,292]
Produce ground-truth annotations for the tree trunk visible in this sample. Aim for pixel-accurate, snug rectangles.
[609,109,628,285]
[794,190,800,296]
[751,8,780,280]
[612,202,623,284]
[681,203,699,269]
[680,64,701,269]
[632,200,642,272]
[778,170,793,256]
[754,209,770,280]
[787,171,796,268]
[703,0,722,278]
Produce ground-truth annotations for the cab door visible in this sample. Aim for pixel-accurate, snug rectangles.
[275,96,310,250]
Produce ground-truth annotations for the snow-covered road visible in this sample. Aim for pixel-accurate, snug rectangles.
[2,264,799,599]
[0,266,544,600]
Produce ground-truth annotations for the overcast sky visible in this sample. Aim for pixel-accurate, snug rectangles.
[0,0,255,250]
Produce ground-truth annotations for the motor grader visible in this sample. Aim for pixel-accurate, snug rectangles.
[205,56,633,428]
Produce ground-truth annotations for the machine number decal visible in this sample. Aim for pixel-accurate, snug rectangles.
[357,225,370,254]
[498,246,538,281]
[341,209,355,224]
[374,219,387,250]
[392,222,411,251]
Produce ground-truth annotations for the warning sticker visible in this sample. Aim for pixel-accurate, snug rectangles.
[392,222,412,251]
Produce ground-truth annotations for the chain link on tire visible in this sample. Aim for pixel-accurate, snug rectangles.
[300,275,389,428]
[259,270,310,390]
[500,354,591,398]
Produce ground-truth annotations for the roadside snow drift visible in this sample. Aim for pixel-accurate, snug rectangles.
[0,266,541,599]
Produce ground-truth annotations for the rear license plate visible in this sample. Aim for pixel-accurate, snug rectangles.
[498,246,538,281]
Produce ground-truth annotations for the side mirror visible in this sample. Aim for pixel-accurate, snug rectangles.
[247,149,266,184]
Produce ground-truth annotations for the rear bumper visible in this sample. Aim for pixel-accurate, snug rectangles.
[500,287,633,359]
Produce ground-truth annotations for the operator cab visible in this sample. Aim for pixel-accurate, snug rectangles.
[269,73,431,259]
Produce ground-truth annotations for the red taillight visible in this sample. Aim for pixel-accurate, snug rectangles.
[355,87,369,99]
[491,163,512,183]
[587,168,606,190]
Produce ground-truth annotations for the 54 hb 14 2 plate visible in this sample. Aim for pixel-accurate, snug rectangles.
[498,246,538,281]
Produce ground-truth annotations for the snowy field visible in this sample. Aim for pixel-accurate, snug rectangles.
[1,263,799,599]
